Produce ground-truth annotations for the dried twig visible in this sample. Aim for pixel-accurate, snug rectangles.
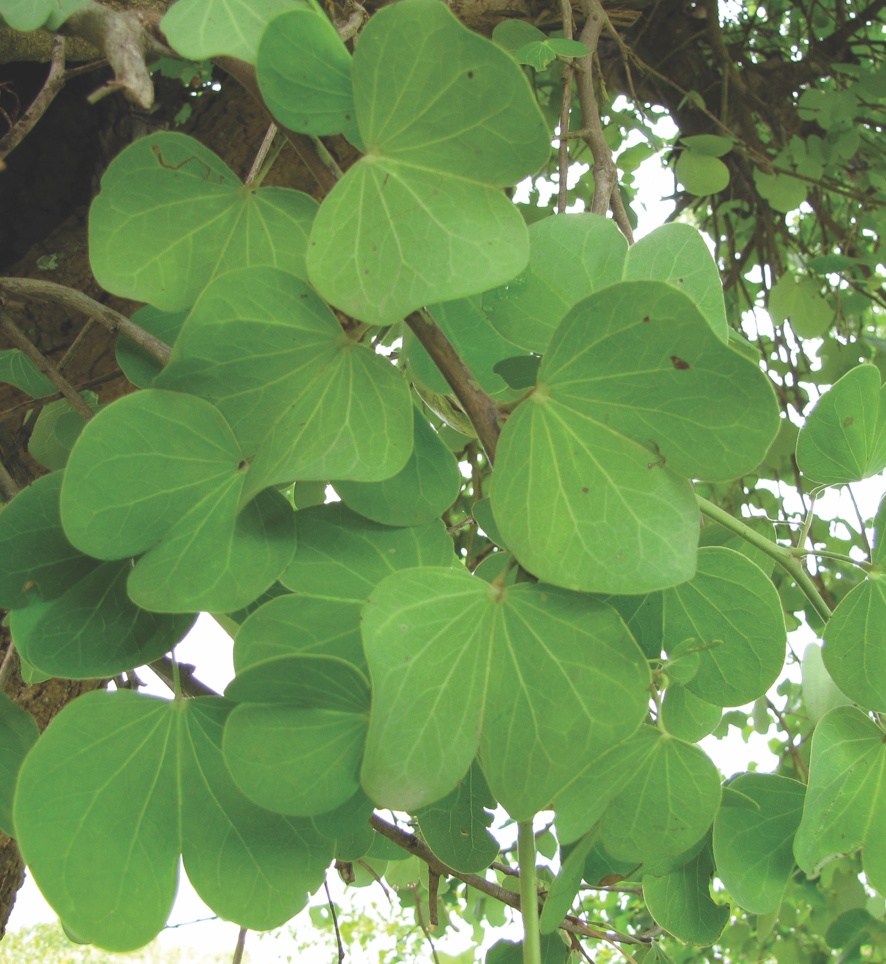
[0,315,94,421]
[0,277,171,365]
[0,36,67,161]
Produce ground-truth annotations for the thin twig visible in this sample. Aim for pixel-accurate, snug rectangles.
[0,315,94,421]
[557,0,575,214]
[148,657,219,699]
[0,644,19,691]
[231,926,247,964]
[245,123,279,186]
[0,36,67,160]
[0,460,19,502]
[0,277,172,364]
[215,57,342,194]
[323,879,346,964]
[410,883,441,964]
[406,310,501,463]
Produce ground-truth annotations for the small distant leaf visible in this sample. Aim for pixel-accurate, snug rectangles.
[768,274,833,339]
[801,643,852,726]
[821,576,886,711]
[161,0,301,63]
[0,349,54,397]
[754,169,808,213]
[0,692,38,835]
[491,19,546,56]
[28,396,98,471]
[793,705,886,894]
[680,135,734,157]
[676,150,730,195]
[797,365,886,484]
[713,773,805,913]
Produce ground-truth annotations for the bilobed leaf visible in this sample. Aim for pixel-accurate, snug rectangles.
[768,274,833,339]
[14,692,333,951]
[676,150,730,195]
[643,844,729,945]
[625,222,728,342]
[361,567,650,816]
[821,576,886,711]
[754,169,808,213]
[155,267,413,487]
[492,281,779,594]
[226,654,370,712]
[307,0,550,323]
[713,773,805,913]
[417,763,500,873]
[161,0,301,62]
[797,364,886,484]
[600,734,721,863]
[680,135,733,157]
[334,407,461,526]
[258,6,357,137]
[280,503,455,602]
[662,548,786,707]
[60,390,296,613]
[0,691,38,835]
[794,705,886,893]
[0,349,54,397]
[482,214,628,353]
[90,133,318,310]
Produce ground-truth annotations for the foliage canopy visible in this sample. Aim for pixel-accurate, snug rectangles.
[0,0,885,961]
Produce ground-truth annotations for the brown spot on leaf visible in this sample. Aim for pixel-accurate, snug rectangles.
[670,355,690,370]
[467,71,474,78]
[642,315,650,323]
[582,487,589,493]
[844,416,854,428]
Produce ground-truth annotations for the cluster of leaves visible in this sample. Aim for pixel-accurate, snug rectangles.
[1,0,885,961]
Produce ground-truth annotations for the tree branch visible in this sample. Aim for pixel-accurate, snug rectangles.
[0,314,95,421]
[405,310,501,463]
[0,277,172,365]
[0,36,66,161]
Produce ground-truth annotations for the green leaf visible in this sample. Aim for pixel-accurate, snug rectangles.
[754,169,808,213]
[676,150,730,195]
[14,692,333,950]
[306,0,550,324]
[233,593,366,674]
[796,365,886,484]
[60,390,296,613]
[154,266,413,488]
[625,222,729,342]
[90,133,318,310]
[768,274,833,339]
[28,396,97,471]
[0,0,87,30]
[660,686,722,742]
[492,282,780,594]
[258,6,356,136]
[794,705,886,893]
[481,213,628,354]
[334,407,461,526]
[226,654,370,712]
[515,39,587,70]
[679,135,734,157]
[0,691,38,836]
[713,773,805,914]
[598,733,721,863]
[538,830,598,934]
[0,349,55,397]
[161,0,302,63]
[662,548,786,707]
[223,700,367,816]
[280,503,455,602]
[417,763,500,873]
[643,844,729,945]
[821,576,886,711]
[491,19,546,56]
[361,568,650,816]
[116,306,186,388]
[801,642,852,726]
[0,473,194,677]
